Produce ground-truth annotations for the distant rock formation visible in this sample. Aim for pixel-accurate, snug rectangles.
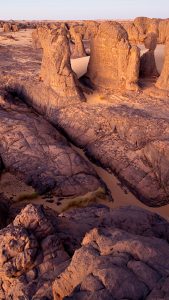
[11,24,19,32]
[122,17,169,44]
[140,32,159,78]
[87,21,140,91]
[3,23,11,32]
[156,38,169,91]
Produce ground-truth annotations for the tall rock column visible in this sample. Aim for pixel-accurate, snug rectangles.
[38,27,85,100]
[87,21,140,92]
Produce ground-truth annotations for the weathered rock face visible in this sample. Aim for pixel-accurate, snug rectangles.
[53,205,169,300]
[0,91,101,197]
[57,204,169,254]
[87,21,140,91]
[140,33,159,78]
[1,202,169,300]
[0,204,70,299]
[39,27,85,100]
[3,23,11,32]
[122,17,169,44]
[156,39,169,90]
[84,21,100,39]
[70,27,86,58]
[133,17,160,41]
[158,19,169,43]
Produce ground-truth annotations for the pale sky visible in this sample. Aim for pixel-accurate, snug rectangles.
[0,0,168,20]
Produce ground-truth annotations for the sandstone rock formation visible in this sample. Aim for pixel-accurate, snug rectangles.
[70,26,86,58]
[0,91,102,197]
[134,17,159,41]
[11,24,19,32]
[140,32,159,78]
[38,26,85,100]
[87,21,140,91]
[53,205,169,300]
[121,17,169,44]
[1,202,169,300]
[0,204,70,299]
[156,38,169,90]
[3,22,11,33]
[158,19,169,43]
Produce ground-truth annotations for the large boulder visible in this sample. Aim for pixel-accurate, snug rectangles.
[87,21,140,92]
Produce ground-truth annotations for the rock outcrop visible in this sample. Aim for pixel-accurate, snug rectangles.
[140,32,159,78]
[1,202,169,300]
[0,91,102,197]
[38,26,85,100]
[53,205,169,300]
[0,204,70,299]
[156,38,169,91]
[87,21,140,91]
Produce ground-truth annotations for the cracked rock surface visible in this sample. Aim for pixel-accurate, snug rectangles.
[53,205,169,300]
[0,204,70,300]
[0,91,101,197]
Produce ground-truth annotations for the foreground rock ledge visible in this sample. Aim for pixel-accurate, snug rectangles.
[1,203,169,299]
